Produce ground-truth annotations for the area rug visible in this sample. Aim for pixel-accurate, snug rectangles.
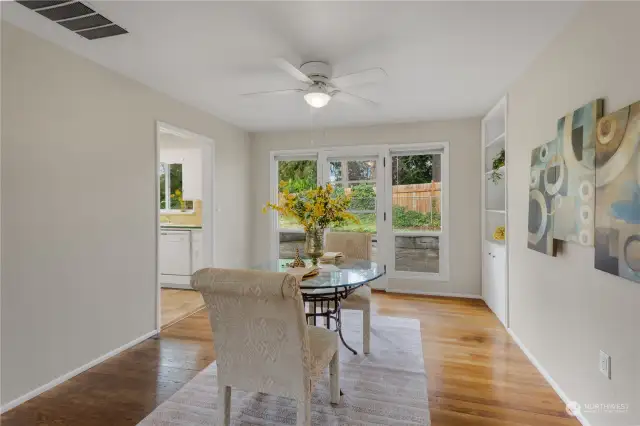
[138,311,430,425]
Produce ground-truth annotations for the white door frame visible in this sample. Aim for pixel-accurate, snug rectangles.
[155,121,215,331]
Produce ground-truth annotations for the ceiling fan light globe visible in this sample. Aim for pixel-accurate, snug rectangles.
[304,92,331,108]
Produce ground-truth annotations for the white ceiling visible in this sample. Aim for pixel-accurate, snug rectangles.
[3,1,581,131]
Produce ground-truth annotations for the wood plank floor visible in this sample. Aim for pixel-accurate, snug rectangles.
[1,293,579,426]
[160,288,205,328]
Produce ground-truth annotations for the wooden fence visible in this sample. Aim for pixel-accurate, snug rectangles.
[341,182,441,214]
[391,182,441,214]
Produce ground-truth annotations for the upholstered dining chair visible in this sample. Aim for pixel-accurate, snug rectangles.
[325,231,372,354]
[191,268,340,426]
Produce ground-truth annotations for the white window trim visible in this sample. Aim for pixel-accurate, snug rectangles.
[269,141,450,283]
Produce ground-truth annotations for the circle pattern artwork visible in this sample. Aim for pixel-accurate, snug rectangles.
[529,190,548,244]
[544,155,565,196]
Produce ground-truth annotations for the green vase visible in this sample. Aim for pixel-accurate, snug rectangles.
[304,228,324,266]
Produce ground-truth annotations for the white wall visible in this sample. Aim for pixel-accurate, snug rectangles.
[0,23,251,406]
[250,118,481,296]
[507,3,640,425]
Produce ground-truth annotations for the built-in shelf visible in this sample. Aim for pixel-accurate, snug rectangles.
[485,132,506,148]
[486,239,506,246]
[486,209,506,214]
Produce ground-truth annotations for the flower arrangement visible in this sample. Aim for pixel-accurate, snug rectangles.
[493,225,506,241]
[263,182,359,232]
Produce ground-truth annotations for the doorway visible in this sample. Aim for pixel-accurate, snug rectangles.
[155,122,215,329]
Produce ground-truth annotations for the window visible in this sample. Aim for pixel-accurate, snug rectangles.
[159,163,194,211]
[389,149,445,276]
[274,156,318,258]
[269,143,449,283]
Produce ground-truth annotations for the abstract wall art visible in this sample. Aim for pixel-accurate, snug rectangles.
[527,99,603,256]
[528,139,559,256]
[594,101,640,282]
[553,99,604,246]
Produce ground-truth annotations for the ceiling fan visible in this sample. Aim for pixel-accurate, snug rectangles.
[242,59,387,108]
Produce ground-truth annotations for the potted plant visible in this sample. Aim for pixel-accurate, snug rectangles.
[263,183,358,265]
[489,148,505,184]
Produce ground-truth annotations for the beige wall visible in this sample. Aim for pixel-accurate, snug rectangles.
[250,118,481,296]
[1,23,251,405]
[507,3,640,425]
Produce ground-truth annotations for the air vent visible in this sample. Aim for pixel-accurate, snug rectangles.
[16,1,128,40]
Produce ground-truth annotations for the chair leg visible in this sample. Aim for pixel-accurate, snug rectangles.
[363,307,371,355]
[296,394,311,426]
[329,350,340,404]
[218,385,231,425]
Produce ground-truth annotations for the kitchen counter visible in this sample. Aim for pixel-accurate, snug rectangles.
[160,224,202,230]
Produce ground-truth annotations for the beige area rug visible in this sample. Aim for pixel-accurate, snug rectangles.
[139,311,430,425]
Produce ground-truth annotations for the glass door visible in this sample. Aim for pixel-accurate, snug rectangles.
[320,150,387,289]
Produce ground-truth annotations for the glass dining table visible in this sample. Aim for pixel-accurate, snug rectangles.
[250,258,384,354]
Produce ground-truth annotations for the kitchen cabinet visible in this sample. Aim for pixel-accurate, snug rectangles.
[160,227,204,289]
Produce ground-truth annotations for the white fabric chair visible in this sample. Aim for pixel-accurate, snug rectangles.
[192,268,340,426]
[325,232,372,354]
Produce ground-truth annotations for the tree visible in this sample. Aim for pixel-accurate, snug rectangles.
[278,160,317,192]
[392,155,434,185]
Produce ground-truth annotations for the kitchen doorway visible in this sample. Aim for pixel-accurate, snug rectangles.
[155,122,214,329]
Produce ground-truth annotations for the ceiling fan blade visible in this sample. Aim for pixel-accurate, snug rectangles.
[332,91,378,107]
[241,88,305,97]
[330,67,387,89]
[273,58,313,84]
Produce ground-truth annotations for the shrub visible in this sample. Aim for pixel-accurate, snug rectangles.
[393,205,441,230]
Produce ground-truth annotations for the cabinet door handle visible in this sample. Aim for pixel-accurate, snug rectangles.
[488,252,492,256]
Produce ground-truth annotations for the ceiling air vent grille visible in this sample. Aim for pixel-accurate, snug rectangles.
[16,1,128,40]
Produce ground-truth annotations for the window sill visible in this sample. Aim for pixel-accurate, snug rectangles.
[160,210,195,215]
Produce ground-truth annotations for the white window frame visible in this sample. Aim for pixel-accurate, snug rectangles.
[159,162,194,214]
[269,152,320,260]
[384,142,450,282]
[268,142,449,283]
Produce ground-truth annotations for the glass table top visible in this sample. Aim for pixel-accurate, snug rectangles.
[250,258,383,289]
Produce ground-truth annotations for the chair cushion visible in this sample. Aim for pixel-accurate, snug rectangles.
[341,285,371,310]
[307,325,338,378]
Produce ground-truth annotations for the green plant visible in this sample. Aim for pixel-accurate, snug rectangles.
[350,183,376,210]
[489,149,505,184]
[392,205,441,230]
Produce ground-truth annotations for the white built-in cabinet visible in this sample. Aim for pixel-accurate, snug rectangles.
[481,96,509,327]
[160,228,203,289]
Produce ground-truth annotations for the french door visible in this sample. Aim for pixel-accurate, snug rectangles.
[271,143,449,292]
[319,149,388,289]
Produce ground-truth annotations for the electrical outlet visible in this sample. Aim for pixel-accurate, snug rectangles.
[599,350,611,379]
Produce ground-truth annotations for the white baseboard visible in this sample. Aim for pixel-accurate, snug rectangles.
[383,289,483,299]
[0,329,158,414]
[507,328,591,426]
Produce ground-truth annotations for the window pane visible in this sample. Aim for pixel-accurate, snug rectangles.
[277,159,317,229]
[159,164,166,209]
[333,212,376,234]
[169,164,183,209]
[391,154,441,231]
[329,161,342,183]
[279,232,307,259]
[395,236,439,273]
[348,183,376,211]
[347,160,376,181]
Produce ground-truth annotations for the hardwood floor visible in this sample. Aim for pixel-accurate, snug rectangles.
[161,288,205,328]
[1,293,579,426]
